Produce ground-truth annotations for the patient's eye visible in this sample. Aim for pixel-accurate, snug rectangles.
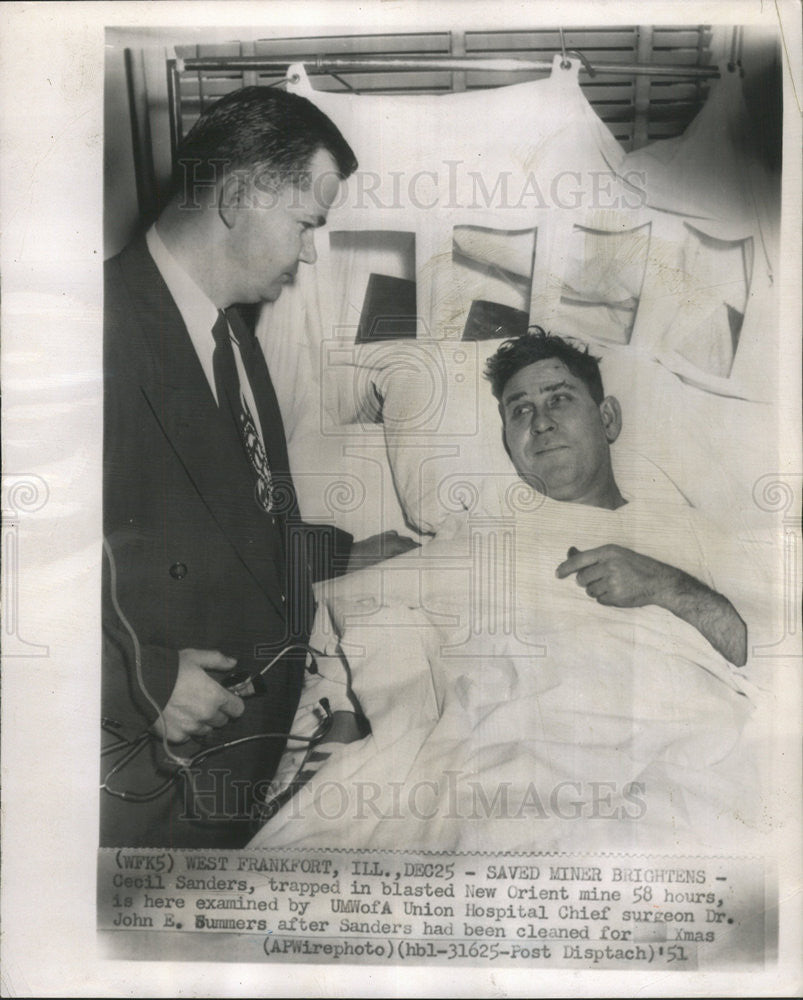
[548,392,571,408]
[511,402,533,419]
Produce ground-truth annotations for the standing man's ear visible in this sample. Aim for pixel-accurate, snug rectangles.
[599,396,622,443]
[218,171,249,229]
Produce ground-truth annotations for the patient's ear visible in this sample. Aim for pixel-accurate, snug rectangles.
[599,396,622,443]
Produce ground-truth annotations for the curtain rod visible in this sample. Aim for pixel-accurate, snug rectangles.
[176,54,720,80]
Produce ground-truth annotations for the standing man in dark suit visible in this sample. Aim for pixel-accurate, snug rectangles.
[102,87,409,848]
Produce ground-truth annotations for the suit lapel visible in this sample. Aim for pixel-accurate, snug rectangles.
[118,237,288,616]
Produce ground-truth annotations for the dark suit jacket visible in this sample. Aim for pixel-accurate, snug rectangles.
[102,235,351,848]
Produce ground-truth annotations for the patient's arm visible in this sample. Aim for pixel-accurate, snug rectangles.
[556,544,747,666]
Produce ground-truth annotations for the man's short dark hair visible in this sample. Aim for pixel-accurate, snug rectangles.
[484,326,605,404]
[172,85,357,198]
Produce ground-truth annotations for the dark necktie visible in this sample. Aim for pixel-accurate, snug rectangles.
[211,310,274,514]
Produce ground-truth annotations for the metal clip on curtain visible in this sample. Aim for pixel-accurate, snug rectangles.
[559,28,570,69]
[556,37,597,78]
[563,49,596,77]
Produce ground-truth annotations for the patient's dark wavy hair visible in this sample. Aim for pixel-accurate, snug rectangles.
[170,85,357,199]
[484,326,605,404]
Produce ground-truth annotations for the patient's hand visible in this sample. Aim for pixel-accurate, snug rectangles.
[555,544,680,608]
[348,530,420,572]
[556,545,747,665]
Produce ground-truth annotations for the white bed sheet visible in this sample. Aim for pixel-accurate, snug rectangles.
[251,497,772,854]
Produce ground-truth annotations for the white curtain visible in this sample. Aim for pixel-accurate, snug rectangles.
[255,58,779,536]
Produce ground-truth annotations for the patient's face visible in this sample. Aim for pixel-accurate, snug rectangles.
[500,359,621,508]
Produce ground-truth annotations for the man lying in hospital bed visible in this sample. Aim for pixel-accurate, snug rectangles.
[250,329,766,853]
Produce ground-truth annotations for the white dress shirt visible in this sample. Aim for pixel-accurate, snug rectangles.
[145,224,266,444]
